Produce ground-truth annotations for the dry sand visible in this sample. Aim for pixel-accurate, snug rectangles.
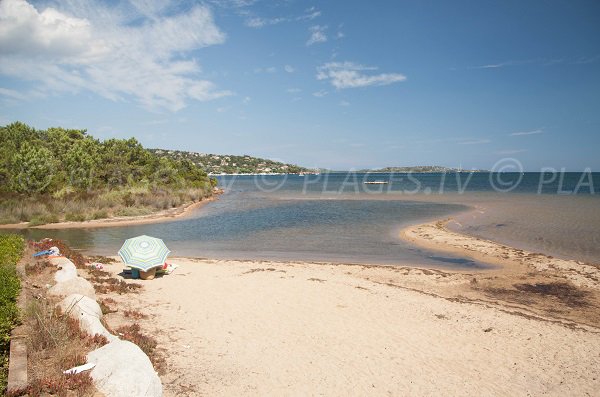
[100,239,600,396]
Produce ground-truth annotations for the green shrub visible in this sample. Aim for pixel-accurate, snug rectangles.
[65,213,87,222]
[91,210,109,220]
[28,214,60,226]
[114,207,153,217]
[0,234,24,392]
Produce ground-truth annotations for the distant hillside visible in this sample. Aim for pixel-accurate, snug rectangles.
[149,149,312,174]
[365,166,486,173]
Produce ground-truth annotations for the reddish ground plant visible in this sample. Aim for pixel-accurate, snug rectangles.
[24,260,52,276]
[31,239,87,269]
[124,309,148,320]
[115,324,165,374]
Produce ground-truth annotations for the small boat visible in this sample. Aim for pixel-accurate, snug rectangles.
[364,181,389,185]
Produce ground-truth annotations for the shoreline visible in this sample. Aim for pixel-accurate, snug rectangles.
[400,219,600,288]
[20,212,600,395]
[0,195,218,230]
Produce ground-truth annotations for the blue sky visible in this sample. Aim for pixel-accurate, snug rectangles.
[1,0,599,171]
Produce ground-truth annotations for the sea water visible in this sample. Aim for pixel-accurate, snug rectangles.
[13,172,600,267]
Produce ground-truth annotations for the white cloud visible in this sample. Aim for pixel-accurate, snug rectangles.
[335,23,345,39]
[497,149,528,155]
[254,66,277,74]
[458,139,491,145]
[245,16,286,28]
[474,62,511,69]
[297,7,321,21]
[316,62,406,89]
[339,100,350,106]
[312,90,328,97]
[306,25,327,46]
[510,129,544,136]
[242,96,251,104]
[284,65,295,73]
[244,6,321,28]
[0,0,231,111]
[0,87,28,100]
[286,88,301,93]
[209,0,257,9]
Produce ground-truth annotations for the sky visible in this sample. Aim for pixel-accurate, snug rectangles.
[0,0,599,171]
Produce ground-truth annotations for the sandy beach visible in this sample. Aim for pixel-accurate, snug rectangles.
[97,222,600,396]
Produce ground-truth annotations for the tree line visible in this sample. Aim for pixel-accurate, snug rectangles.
[0,122,216,196]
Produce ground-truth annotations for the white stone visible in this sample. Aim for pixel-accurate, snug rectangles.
[54,260,78,283]
[88,339,163,397]
[48,276,96,300]
[59,294,114,340]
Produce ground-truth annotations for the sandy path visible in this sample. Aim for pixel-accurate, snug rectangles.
[103,258,600,396]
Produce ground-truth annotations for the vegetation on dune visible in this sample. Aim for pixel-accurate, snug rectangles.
[0,122,217,225]
[149,148,311,174]
[0,234,24,392]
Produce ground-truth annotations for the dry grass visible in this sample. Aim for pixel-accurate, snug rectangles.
[11,299,108,397]
[0,186,212,225]
[15,238,166,396]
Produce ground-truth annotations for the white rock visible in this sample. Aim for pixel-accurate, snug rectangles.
[88,339,163,397]
[48,276,96,300]
[59,294,114,340]
[54,261,78,283]
[48,257,73,266]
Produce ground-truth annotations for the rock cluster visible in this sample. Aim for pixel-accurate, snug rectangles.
[47,257,162,397]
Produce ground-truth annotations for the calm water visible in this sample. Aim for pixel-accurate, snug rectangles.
[11,172,600,267]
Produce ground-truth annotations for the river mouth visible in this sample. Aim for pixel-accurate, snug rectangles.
[4,173,599,267]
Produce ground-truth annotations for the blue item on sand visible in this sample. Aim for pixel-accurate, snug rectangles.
[33,250,52,257]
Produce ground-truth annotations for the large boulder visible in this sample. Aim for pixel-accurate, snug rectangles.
[54,260,78,283]
[88,339,162,397]
[48,257,72,266]
[48,276,96,300]
[59,294,114,340]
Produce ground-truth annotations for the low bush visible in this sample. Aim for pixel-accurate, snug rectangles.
[28,214,60,226]
[0,234,24,392]
[114,207,153,217]
[91,210,109,220]
[65,212,87,222]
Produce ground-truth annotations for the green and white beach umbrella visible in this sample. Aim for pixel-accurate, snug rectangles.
[118,235,171,272]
